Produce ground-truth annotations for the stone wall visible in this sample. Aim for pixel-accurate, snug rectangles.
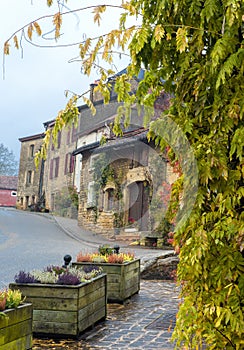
[77,141,177,238]
[17,134,44,209]
[140,252,179,280]
[43,124,77,217]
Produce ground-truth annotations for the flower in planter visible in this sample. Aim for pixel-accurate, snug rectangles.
[0,289,23,314]
[76,250,135,264]
[126,217,139,230]
[14,264,103,285]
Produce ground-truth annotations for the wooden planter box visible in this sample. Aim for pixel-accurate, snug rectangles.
[9,274,107,337]
[73,259,140,303]
[0,303,32,350]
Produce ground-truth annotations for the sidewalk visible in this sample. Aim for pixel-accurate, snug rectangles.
[32,214,179,349]
[33,280,179,350]
[51,214,175,269]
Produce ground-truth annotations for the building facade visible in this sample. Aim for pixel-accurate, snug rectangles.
[0,176,18,207]
[17,133,45,210]
[42,120,78,217]
[74,127,178,237]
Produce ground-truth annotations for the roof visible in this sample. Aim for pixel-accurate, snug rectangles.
[19,133,45,143]
[73,128,148,156]
[0,176,18,190]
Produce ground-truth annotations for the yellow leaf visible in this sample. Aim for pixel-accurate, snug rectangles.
[176,27,188,53]
[13,35,19,49]
[121,2,136,15]
[93,5,106,26]
[33,22,42,36]
[53,12,62,39]
[154,24,165,43]
[82,97,96,116]
[4,41,10,55]
[27,24,33,40]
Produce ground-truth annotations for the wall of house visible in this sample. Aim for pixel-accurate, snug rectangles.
[77,142,177,236]
[43,124,77,218]
[74,130,104,192]
[0,189,17,207]
[17,136,44,210]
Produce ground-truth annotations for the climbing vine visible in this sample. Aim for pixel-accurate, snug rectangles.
[4,0,244,348]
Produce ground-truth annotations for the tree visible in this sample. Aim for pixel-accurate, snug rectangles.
[0,143,18,176]
[4,1,244,348]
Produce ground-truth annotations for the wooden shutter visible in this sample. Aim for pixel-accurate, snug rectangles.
[50,159,54,179]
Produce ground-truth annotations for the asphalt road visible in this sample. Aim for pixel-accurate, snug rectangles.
[0,207,94,288]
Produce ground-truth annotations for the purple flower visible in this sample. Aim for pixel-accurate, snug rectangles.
[14,271,39,283]
[57,272,80,285]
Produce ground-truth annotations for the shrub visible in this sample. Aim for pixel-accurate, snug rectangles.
[14,271,39,283]
[76,250,135,264]
[0,289,23,312]
[14,265,103,286]
[57,272,80,285]
[76,252,93,262]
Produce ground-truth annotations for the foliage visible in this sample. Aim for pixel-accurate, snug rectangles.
[98,244,114,256]
[0,143,18,176]
[14,265,103,285]
[54,186,78,217]
[14,271,39,284]
[0,289,23,312]
[4,0,244,348]
[76,250,135,264]
[56,272,80,285]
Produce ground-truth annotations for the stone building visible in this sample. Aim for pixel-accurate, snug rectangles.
[17,133,45,209]
[74,125,178,238]
[42,120,78,217]
[0,176,18,207]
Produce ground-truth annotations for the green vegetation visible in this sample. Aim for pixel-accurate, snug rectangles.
[4,1,244,348]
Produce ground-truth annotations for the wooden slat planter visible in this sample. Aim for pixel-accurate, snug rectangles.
[72,259,140,303]
[0,303,32,350]
[9,274,107,337]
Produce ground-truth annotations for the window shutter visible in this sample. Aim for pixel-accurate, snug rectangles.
[70,155,75,173]
[57,131,61,148]
[64,153,68,175]
[50,159,54,179]
[55,157,59,177]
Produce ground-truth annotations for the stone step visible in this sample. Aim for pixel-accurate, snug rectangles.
[115,234,140,242]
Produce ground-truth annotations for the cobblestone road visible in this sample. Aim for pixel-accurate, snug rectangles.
[33,280,180,350]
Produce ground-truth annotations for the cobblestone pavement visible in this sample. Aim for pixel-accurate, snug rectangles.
[33,280,180,350]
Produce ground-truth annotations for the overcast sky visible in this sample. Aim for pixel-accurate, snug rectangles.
[0,0,131,159]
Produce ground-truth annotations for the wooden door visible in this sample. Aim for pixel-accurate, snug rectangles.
[128,181,149,231]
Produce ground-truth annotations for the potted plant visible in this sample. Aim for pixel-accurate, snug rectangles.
[0,288,32,349]
[9,264,107,337]
[73,246,140,303]
[124,217,139,232]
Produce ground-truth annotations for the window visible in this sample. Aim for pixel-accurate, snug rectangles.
[29,144,34,157]
[50,157,59,179]
[87,181,96,207]
[27,170,32,184]
[106,188,114,211]
[64,153,75,174]
[51,131,61,150]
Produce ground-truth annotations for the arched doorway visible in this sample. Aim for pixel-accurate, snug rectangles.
[128,181,149,231]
